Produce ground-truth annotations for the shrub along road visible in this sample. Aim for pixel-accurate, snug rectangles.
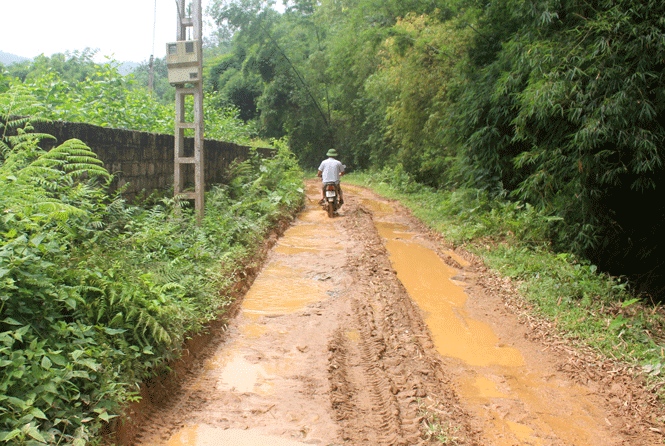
[118,180,662,445]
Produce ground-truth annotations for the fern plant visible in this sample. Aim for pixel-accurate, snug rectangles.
[1,88,118,444]
[1,86,304,444]
[1,138,110,229]
[0,84,53,161]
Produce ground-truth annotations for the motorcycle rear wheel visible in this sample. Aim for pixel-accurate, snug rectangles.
[327,200,334,218]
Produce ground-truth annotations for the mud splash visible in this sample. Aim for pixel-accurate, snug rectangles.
[367,197,619,445]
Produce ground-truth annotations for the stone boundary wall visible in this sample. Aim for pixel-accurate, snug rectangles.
[30,120,274,200]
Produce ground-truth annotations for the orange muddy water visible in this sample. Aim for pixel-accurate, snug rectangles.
[142,187,347,446]
[128,181,654,446]
[364,187,622,446]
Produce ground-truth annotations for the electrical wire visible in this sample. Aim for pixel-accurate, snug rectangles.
[151,0,157,56]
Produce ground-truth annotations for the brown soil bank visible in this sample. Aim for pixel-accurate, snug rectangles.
[113,180,663,445]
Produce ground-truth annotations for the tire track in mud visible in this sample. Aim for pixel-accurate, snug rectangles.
[118,183,477,446]
[113,181,661,446]
[329,206,478,445]
[346,185,663,445]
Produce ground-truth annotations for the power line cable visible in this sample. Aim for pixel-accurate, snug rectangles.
[149,0,158,92]
[152,0,158,56]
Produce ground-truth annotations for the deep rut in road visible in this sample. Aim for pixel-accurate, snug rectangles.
[115,180,662,446]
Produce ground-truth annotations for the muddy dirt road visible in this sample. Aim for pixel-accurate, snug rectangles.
[125,181,661,445]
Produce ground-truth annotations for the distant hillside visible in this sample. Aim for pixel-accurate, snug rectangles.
[0,51,140,76]
[0,51,30,66]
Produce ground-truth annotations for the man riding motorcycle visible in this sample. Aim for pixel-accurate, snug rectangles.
[317,148,345,206]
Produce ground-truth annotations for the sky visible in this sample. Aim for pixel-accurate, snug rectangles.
[1,0,219,63]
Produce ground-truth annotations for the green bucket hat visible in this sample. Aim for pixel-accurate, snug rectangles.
[326,149,338,157]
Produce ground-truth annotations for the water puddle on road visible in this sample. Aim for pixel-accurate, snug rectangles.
[161,186,343,445]
[163,426,310,446]
[368,197,612,445]
[201,203,338,394]
[376,221,524,368]
[273,224,337,255]
[241,261,325,318]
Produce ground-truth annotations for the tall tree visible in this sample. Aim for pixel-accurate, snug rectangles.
[451,0,665,293]
[209,0,336,164]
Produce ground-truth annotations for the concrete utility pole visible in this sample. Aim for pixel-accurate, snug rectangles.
[148,0,157,93]
[167,0,205,219]
[148,54,155,92]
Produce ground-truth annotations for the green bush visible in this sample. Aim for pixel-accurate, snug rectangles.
[4,57,256,145]
[1,95,304,443]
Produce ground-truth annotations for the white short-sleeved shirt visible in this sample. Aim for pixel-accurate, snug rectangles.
[318,157,345,183]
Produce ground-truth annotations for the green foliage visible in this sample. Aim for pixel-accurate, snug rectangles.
[208,0,345,163]
[359,165,561,246]
[5,49,100,84]
[3,53,257,145]
[485,245,665,369]
[208,0,665,297]
[205,49,263,123]
[203,93,256,144]
[445,0,665,294]
[0,110,116,444]
[417,398,462,444]
[0,66,9,94]
[129,56,175,105]
[0,85,53,161]
[207,0,469,170]
[363,11,473,185]
[15,61,173,134]
[0,89,304,443]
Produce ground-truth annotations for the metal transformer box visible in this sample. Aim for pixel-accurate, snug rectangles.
[166,40,202,85]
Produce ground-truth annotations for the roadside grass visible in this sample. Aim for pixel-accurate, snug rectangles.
[0,126,304,445]
[344,168,665,386]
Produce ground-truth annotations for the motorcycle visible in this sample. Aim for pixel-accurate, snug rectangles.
[322,182,340,218]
